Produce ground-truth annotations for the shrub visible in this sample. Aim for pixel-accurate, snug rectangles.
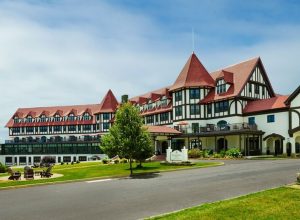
[60,162,64,165]
[213,153,222,158]
[188,148,202,158]
[102,158,109,164]
[71,161,74,165]
[114,159,120,164]
[202,150,210,158]
[220,150,226,158]
[120,158,128,163]
[76,160,80,164]
[225,148,242,158]
[41,156,56,164]
[0,163,7,173]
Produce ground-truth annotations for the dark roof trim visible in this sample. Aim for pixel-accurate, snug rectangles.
[285,86,300,105]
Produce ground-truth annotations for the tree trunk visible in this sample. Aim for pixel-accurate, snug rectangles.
[139,160,142,167]
[129,158,133,176]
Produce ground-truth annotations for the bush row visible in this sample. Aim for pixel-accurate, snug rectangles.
[188,148,242,159]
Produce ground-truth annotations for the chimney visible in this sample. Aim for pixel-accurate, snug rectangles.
[121,94,128,103]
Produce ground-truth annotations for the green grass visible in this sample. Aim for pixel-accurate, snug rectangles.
[0,161,221,189]
[148,187,300,220]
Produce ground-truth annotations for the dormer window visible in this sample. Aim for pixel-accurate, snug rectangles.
[54,115,61,122]
[216,79,226,94]
[147,101,153,110]
[82,113,91,120]
[40,115,47,122]
[68,114,75,121]
[14,117,19,123]
[160,96,168,107]
[26,116,33,123]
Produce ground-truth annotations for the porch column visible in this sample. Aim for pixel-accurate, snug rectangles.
[290,138,296,154]
[168,137,172,149]
[154,138,158,155]
[283,139,287,154]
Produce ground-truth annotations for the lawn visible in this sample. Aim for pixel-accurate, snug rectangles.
[149,187,300,220]
[0,161,221,189]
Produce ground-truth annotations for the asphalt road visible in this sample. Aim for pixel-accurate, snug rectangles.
[0,159,299,220]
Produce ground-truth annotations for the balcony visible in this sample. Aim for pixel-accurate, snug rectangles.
[174,123,259,136]
[5,135,100,145]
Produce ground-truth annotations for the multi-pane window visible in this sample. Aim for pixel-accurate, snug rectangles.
[175,106,182,117]
[249,83,252,93]
[192,123,199,133]
[83,125,91,131]
[214,101,229,113]
[26,127,34,133]
[190,104,200,115]
[160,98,168,107]
[267,115,275,123]
[207,104,212,114]
[175,91,182,102]
[40,115,47,122]
[54,126,62,132]
[40,126,48,132]
[103,113,110,120]
[216,79,226,94]
[54,115,60,122]
[68,125,76,132]
[146,116,154,124]
[68,114,75,121]
[160,112,169,121]
[189,89,200,99]
[13,117,19,123]
[103,123,110,130]
[26,117,33,123]
[83,113,91,120]
[255,84,259,94]
[248,117,255,125]
[12,127,20,134]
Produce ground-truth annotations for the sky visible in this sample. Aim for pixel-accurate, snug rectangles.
[0,0,300,141]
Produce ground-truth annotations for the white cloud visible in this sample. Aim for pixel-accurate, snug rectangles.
[0,0,300,142]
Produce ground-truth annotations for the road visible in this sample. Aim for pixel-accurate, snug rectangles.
[0,159,299,220]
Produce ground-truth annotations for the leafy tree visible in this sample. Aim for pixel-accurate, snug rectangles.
[101,102,153,175]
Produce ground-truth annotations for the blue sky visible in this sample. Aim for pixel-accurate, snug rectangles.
[0,0,300,141]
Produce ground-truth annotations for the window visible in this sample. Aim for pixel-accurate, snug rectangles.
[175,106,182,117]
[146,116,154,124]
[40,115,47,122]
[26,117,33,123]
[255,84,259,94]
[26,127,34,133]
[216,79,226,94]
[82,113,91,121]
[83,125,91,131]
[103,123,110,130]
[13,117,19,123]
[175,91,182,102]
[103,113,110,120]
[189,89,200,99]
[267,114,275,123]
[96,115,100,121]
[215,101,229,113]
[190,104,200,115]
[54,115,60,122]
[160,98,168,107]
[54,126,61,132]
[262,88,265,96]
[160,112,169,121]
[12,127,20,134]
[207,104,212,114]
[192,123,199,133]
[68,114,75,121]
[40,126,48,132]
[68,125,76,131]
[248,117,255,125]
[249,83,252,93]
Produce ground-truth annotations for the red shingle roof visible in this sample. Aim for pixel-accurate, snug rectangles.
[201,57,264,103]
[145,125,181,135]
[130,86,171,104]
[6,90,119,127]
[243,95,289,114]
[169,53,215,91]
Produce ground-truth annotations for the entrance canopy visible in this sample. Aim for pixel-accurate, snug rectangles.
[144,125,181,136]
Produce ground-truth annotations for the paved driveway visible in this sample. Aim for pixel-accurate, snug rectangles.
[0,159,299,220]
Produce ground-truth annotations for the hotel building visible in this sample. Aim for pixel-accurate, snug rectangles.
[1,53,300,165]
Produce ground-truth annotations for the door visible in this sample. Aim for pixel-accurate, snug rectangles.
[217,138,228,152]
[287,143,292,157]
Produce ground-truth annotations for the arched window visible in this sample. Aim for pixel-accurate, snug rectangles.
[217,120,228,129]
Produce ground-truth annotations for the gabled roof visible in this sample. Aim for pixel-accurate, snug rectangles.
[169,53,215,91]
[243,95,289,114]
[201,57,275,103]
[130,86,171,104]
[285,85,300,105]
[145,125,181,135]
[96,89,119,113]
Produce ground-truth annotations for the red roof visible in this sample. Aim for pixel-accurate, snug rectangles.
[243,95,289,114]
[145,125,181,135]
[141,103,172,116]
[201,57,270,103]
[6,90,119,127]
[169,53,215,91]
[96,89,119,113]
[130,86,171,104]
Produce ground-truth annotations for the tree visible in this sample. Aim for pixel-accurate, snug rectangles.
[101,102,153,175]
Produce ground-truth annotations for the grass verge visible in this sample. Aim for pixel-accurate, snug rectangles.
[0,161,222,189]
[148,187,300,220]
